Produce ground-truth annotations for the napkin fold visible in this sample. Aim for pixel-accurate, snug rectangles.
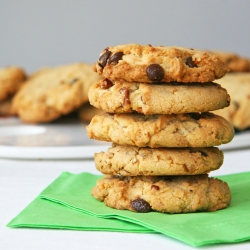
[7,171,250,247]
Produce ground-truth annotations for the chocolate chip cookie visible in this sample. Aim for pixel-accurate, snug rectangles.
[12,63,101,123]
[0,66,27,102]
[94,44,228,83]
[213,73,250,130]
[91,174,231,213]
[94,145,224,176]
[88,79,230,114]
[86,112,234,148]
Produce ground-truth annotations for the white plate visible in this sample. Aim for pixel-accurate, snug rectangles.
[0,116,111,159]
[0,117,249,159]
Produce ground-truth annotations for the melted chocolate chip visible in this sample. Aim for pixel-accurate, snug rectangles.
[100,79,113,89]
[98,49,111,68]
[131,199,152,213]
[146,64,164,82]
[107,52,124,65]
[185,56,198,68]
[199,151,208,157]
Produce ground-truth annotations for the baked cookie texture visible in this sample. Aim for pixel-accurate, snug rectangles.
[207,51,250,72]
[94,44,229,83]
[94,145,224,176]
[213,73,250,130]
[12,63,101,123]
[91,174,231,213]
[88,79,230,114]
[89,43,233,214]
[86,112,234,148]
[0,66,27,101]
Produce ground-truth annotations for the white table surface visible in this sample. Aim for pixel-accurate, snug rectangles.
[1,116,250,250]
[1,147,250,250]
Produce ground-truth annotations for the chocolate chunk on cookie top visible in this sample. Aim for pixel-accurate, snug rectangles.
[94,44,229,83]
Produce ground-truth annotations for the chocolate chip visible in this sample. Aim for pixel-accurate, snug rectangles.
[107,52,124,65]
[119,87,130,106]
[185,56,198,68]
[100,79,113,89]
[131,199,152,213]
[199,151,208,157]
[146,64,164,82]
[98,49,111,68]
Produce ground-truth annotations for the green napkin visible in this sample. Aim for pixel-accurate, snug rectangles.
[7,174,152,233]
[8,172,250,247]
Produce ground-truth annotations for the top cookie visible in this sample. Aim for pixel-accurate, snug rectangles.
[12,63,101,123]
[94,44,228,83]
[0,66,27,101]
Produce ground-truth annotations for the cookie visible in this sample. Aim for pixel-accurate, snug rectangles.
[91,174,231,213]
[86,112,234,148]
[12,63,101,123]
[93,44,228,83]
[94,145,224,176]
[88,79,230,114]
[207,51,250,72]
[213,73,250,130]
[0,98,16,116]
[0,66,27,102]
[78,102,104,123]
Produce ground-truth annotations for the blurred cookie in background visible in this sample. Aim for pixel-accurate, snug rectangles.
[0,66,27,116]
[0,98,16,116]
[12,63,101,123]
[207,51,250,72]
[78,102,104,123]
[0,66,27,101]
[214,73,250,130]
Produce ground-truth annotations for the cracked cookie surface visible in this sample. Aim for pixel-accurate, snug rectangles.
[88,79,230,114]
[12,63,101,123]
[94,44,228,83]
[94,145,224,176]
[86,112,234,148]
[91,174,231,213]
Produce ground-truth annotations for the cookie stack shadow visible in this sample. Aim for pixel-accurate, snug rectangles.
[86,44,235,214]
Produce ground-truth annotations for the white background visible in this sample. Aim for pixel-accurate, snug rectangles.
[1,0,250,73]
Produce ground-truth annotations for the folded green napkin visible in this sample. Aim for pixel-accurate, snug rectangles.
[8,172,250,247]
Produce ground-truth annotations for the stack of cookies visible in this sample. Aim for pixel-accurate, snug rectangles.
[86,44,234,214]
